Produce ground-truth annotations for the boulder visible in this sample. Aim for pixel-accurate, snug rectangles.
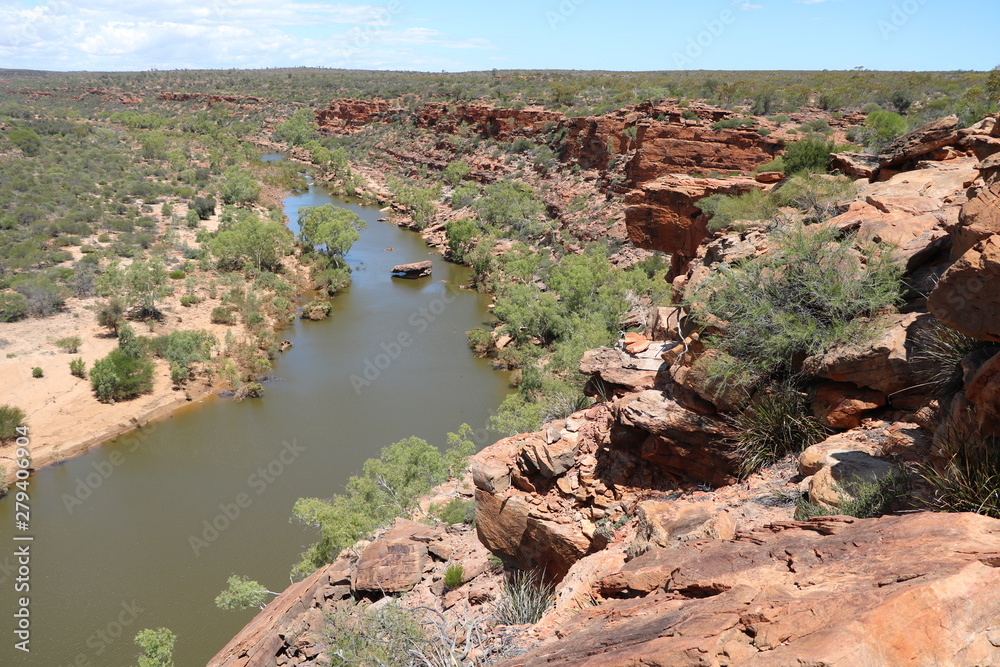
[579,346,665,393]
[754,170,785,183]
[798,433,878,477]
[520,435,579,479]
[810,381,886,429]
[801,313,921,395]
[877,115,959,168]
[950,180,1000,258]
[623,331,651,354]
[390,260,432,278]
[628,500,736,557]
[807,450,899,509]
[928,235,1000,341]
[618,390,737,485]
[509,513,1000,667]
[830,151,880,179]
[351,520,439,595]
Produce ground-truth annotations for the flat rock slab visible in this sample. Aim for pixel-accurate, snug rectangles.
[508,512,1000,667]
[390,260,432,278]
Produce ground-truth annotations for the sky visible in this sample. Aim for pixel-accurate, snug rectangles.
[0,0,997,73]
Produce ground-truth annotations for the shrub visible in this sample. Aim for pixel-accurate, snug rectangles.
[0,292,28,322]
[435,498,476,526]
[442,160,471,186]
[795,473,909,520]
[770,174,855,222]
[180,295,199,307]
[192,196,216,220]
[912,321,1000,399]
[31,367,43,378]
[211,306,236,325]
[89,348,155,403]
[863,109,909,150]
[444,563,465,589]
[690,223,904,381]
[134,627,175,667]
[728,383,826,478]
[467,327,493,357]
[169,270,186,280]
[782,136,834,174]
[921,420,1000,518]
[494,570,554,626]
[69,357,86,378]
[291,427,476,578]
[696,188,777,233]
[151,329,215,385]
[55,336,82,354]
[13,277,67,316]
[96,297,125,334]
[0,405,25,441]
[444,218,477,262]
[451,183,479,209]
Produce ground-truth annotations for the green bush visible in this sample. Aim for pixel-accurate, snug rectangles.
[443,160,472,186]
[466,327,493,357]
[728,383,826,478]
[69,357,86,378]
[31,367,43,378]
[912,321,1000,399]
[444,218,477,262]
[921,420,1000,518]
[192,196,216,220]
[795,473,909,520]
[211,306,236,325]
[444,563,465,589]
[169,270,186,280]
[180,295,199,307]
[697,188,776,232]
[291,426,476,578]
[494,570,554,626]
[770,174,855,222]
[0,292,28,322]
[96,297,125,333]
[690,223,904,382]
[150,329,215,385]
[863,109,909,150]
[55,336,82,353]
[89,348,155,403]
[134,627,175,667]
[451,183,479,209]
[0,405,25,441]
[435,498,476,526]
[782,136,834,174]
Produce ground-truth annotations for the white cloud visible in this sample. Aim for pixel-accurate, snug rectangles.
[0,0,493,70]
[733,2,763,10]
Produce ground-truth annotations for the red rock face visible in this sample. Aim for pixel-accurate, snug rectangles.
[314,98,392,133]
[626,123,781,184]
[503,513,1000,667]
[624,174,762,261]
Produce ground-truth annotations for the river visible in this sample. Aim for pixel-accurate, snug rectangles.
[0,168,510,666]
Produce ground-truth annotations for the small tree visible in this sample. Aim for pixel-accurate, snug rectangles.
[220,167,261,206]
[0,292,28,322]
[215,575,280,610]
[134,627,175,667]
[298,204,367,263]
[97,297,126,334]
[97,258,169,318]
[0,405,26,441]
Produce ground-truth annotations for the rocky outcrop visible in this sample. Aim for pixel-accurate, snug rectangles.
[389,260,432,278]
[928,234,1000,342]
[157,92,267,105]
[624,174,763,270]
[877,115,960,168]
[830,151,880,179]
[314,98,393,133]
[503,512,1000,667]
[949,179,1000,258]
[625,124,781,184]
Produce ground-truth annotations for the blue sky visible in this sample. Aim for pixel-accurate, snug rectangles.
[0,0,996,73]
